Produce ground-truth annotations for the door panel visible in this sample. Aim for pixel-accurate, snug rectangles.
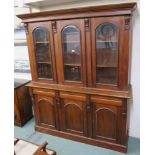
[33,90,58,130]
[56,19,86,86]
[91,17,124,89]
[28,22,57,83]
[92,96,121,143]
[60,93,87,136]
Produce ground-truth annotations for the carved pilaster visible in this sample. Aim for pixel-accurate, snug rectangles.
[52,21,57,33]
[24,23,28,34]
[86,95,91,111]
[55,91,60,107]
[84,18,90,31]
[124,16,130,30]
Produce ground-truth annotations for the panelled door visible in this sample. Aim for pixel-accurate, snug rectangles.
[59,92,87,136]
[91,96,122,143]
[91,17,124,89]
[56,19,87,87]
[33,89,59,130]
[28,22,57,83]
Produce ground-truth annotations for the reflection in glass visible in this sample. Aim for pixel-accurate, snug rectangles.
[62,26,81,81]
[96,23,118,84]
[33,28,53,79]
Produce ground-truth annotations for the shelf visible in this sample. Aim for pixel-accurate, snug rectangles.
[37,62,51,64]
[96,40,118,43]
[63,41,79,43]
[96,65,117,68]
[64,32,79,35]
[64,63,81,67]
[35,42,49,44]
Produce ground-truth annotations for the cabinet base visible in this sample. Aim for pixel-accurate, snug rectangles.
[35,125,127,153]
[15,115,33,127]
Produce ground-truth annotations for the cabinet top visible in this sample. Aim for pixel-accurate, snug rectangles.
[14,79,30,88]
[17,3,136,22]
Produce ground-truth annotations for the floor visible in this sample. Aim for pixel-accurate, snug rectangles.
[14,118,140,155]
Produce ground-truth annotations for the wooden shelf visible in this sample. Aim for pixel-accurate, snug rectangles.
[37,62,51,64]
[64,63,81,67]
[64,32,79,34]
[96,40,118,43]
[35,42,49,44]
[96,65,117,68]
[63,41,79,43]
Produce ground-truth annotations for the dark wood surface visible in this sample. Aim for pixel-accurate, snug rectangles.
[14,79,33,126]
[17,3,136,152]
[17,3,136,21]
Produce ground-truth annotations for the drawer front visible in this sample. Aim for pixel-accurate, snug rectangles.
[59,92,87,136]
[32,89,59,130]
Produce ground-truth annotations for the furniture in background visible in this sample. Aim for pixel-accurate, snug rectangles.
[17,3,136,152]
[14,138,56,155]
[14,79,33,126]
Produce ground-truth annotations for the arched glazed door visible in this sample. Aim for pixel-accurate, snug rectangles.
[91,17,124,89]
[56,19,86,87]
[28,22,57,83]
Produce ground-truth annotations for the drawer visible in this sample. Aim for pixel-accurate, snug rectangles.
[60,92,86,101]
[32,88,56,97]
[91,95,122,107]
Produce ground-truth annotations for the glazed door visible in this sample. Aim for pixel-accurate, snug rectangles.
[28,22,57,83]
[91,96,122,143]
[33,89,58,130]
[56,19,86,86]
[59,93,87,136]
[91,17,124,89]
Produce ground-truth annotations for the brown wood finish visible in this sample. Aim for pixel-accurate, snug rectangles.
[33,89,58,130]
[91,97,120,143]
[56,19,87,87]
[14,79,33,126]
[28,22,57,83]
[17,3,136,153]
[17,3,136,22]
[91,16,121,89]
[59,92,87,136]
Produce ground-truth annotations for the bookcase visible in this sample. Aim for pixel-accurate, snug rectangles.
[17,3,136,152]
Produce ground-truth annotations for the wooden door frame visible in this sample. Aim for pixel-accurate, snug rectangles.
[56,19,87,87]
[28,21,57,83]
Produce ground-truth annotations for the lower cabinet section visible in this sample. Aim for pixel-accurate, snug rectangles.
[32,88,128,152]
[33,89,58,130]
[59,93,87,136]
[91,96,122,143]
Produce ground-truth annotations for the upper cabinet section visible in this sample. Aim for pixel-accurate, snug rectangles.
[18,3,136,90]
[56,19,86,86]
[28,22,57,83]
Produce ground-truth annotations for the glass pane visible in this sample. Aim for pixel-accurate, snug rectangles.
[96,23,118,84]
[62,26,81,81]
[33,28,53,79]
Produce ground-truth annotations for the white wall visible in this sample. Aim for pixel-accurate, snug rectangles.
[129,1,140,138]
